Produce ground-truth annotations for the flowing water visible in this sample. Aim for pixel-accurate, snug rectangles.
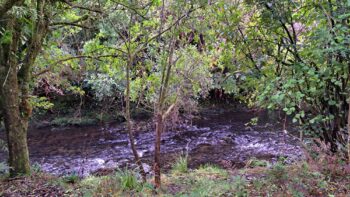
[0,106,305,176]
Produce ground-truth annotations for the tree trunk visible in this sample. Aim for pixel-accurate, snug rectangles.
[0,13,31,176]
[2,48,30,176]
[0,0,48,176]
[125,58,147,182]
[347,101,350,163]
[153,39,175,188]
[154,112,163,188]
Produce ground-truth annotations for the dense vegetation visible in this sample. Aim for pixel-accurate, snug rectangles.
[0,0,350,195]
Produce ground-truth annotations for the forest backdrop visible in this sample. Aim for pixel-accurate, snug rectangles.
[0,0,350,188]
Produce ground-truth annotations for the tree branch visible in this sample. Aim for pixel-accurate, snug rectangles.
[33,54,120,77]
[111,0,149,20]
[50,15,91,29]
[60,0,102,13]
[50,22,91,29]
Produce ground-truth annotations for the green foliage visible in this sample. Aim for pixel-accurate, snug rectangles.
[30,96,54,112]
[245,117,259,127]
[0,30,13,45]
[206,0,350,147]
[86,73,121,101]
[31,162,42,174]
[115,168,141,191]
[171,155,188,174]
[187,178,233,197]
[231,176,248,197]
[63,172,80,184]
[197,164,228,178]
[268,161,288,183]
[2,0,349,192]
[246,158,269,168]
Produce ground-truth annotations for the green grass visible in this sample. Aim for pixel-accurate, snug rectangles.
[115,168,141,191]
[2,159,349,196]
[171,155,188,174]
[62,172,80,184]
[246,157,270,168]
[165,164,236,196]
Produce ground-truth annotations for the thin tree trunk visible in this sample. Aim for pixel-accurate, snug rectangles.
[347,100,350,163]
[154,39,175,188]
[154,112,163,188]
[125,57,147,182]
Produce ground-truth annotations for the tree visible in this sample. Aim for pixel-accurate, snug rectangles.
[210,0,350,151]
[0,0,102,176]
[0,0,49,176]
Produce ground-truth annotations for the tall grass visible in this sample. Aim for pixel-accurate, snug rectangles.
[171,155,188,174]
[115,168,141,191]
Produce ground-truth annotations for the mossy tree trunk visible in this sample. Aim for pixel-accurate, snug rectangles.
[0,0,49,176]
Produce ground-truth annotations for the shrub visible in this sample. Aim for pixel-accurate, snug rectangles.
[31,162,42,174]
[268,161,288,184]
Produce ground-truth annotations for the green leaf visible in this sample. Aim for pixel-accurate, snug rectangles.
[0,30,13,44]
[328,100,336,106]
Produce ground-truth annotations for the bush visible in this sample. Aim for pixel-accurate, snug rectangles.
[268,161,288,184]
[31,162,42,174]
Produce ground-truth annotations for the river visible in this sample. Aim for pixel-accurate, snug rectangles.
[0,105,305,176]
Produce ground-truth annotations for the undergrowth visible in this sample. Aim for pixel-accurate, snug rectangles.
[171,154,188,174]
[1,147,350,196]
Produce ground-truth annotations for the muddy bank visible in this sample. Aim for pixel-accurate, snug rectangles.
[0,106,304,176]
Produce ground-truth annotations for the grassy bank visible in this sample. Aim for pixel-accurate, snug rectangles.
[1,154,349,196]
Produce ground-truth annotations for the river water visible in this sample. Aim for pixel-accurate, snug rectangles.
[0,106,305,176]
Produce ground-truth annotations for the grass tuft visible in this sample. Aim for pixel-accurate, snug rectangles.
[171,155,188,174]
[115,168,141,191]
[62,172,80,184]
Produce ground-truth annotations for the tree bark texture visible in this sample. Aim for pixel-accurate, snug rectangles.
[0,0,48,176]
